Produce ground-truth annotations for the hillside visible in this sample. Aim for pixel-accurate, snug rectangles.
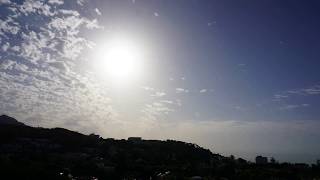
[0,115,25,126]
[0,115,319,180]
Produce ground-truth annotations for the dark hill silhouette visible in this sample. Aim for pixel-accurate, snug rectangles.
[0,115,319,180]
[0,114,25,126]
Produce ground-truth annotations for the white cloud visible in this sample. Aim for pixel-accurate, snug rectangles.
[151,91,166,97]
[0,0,117,137]
[10,45,20,52]
[207,21,216,26]
[0,18,20,36]
[176,88,189,93]
[200,89,207,93]
[141,101,174,121]
[59,9,80,16]
[76,0,85,6]
[1,42,10,51]
[142,86,154,91]
[0,59,16,70]
[280,104,310,110]
[0,0,10,4]
[160,100,174,104]
[48,0,64,5]
[85,19,101,29]
[273,84,320,102]
[19,31,47,64]
[49,16,83,30]
[274,94,288,99]
[19,0,55,16]
[95,8,102,16]
[301,87,320,95]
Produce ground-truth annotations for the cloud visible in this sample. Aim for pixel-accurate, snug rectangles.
[207,21,216,26]
[280,104,310,110]
[48,61,70,73]
[0,59,16,70]
[1,42,10,51]
[0,0,114,136]
[200,89,207,93]
[273,84,320,101]
[48,0,64,5]
[160,100,174,104]
[140,101,175,121]
[95,8,102,15]
[19,0,55,16]
[151,91,166,97]
[0,17,20,36]
[176,88,189,93]
[274,94,288,99]
[142,86,154,91]
[76,0,85,6]
[0,0,10,4]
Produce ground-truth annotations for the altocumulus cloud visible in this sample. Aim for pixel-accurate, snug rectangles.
[0,0,117,136]
[0,0,181,137]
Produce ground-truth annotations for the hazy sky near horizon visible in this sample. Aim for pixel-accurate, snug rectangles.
[1,0,320,163]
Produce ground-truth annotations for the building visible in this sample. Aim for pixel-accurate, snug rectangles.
[255,156,268,164]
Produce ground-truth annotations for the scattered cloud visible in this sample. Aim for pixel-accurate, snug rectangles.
[273,94,289,100]
[160,100,174,104]
[200,89,207,93]
[0,17,20,36]
[1,42,10,51]
[176,88,189,93]
[207,21,216,26]
[273,84,320,101]
[19,0,55,16]
[151,91,166,97]
[95,8,102,16]
[76,0,85,6]
[0,0,114,136]
[48,0,64,5]
[142,86,155,91]
[0,0,11,4]
[142,102,174,115]
[280,104,310,110]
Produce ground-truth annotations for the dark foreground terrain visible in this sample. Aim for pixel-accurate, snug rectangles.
[0,115,319,180]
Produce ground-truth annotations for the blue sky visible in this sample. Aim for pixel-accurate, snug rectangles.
[1,0,320,163]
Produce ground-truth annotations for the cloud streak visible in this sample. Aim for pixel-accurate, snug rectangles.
[273,84,320,101]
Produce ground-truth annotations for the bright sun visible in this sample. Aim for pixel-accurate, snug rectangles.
[94,37,144,83]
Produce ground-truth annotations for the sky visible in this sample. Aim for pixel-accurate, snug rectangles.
[1,0,320,163]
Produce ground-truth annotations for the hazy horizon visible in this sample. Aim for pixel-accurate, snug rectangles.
[1,0,320,164]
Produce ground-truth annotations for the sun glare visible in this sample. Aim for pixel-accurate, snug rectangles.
[94,37,144,83]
